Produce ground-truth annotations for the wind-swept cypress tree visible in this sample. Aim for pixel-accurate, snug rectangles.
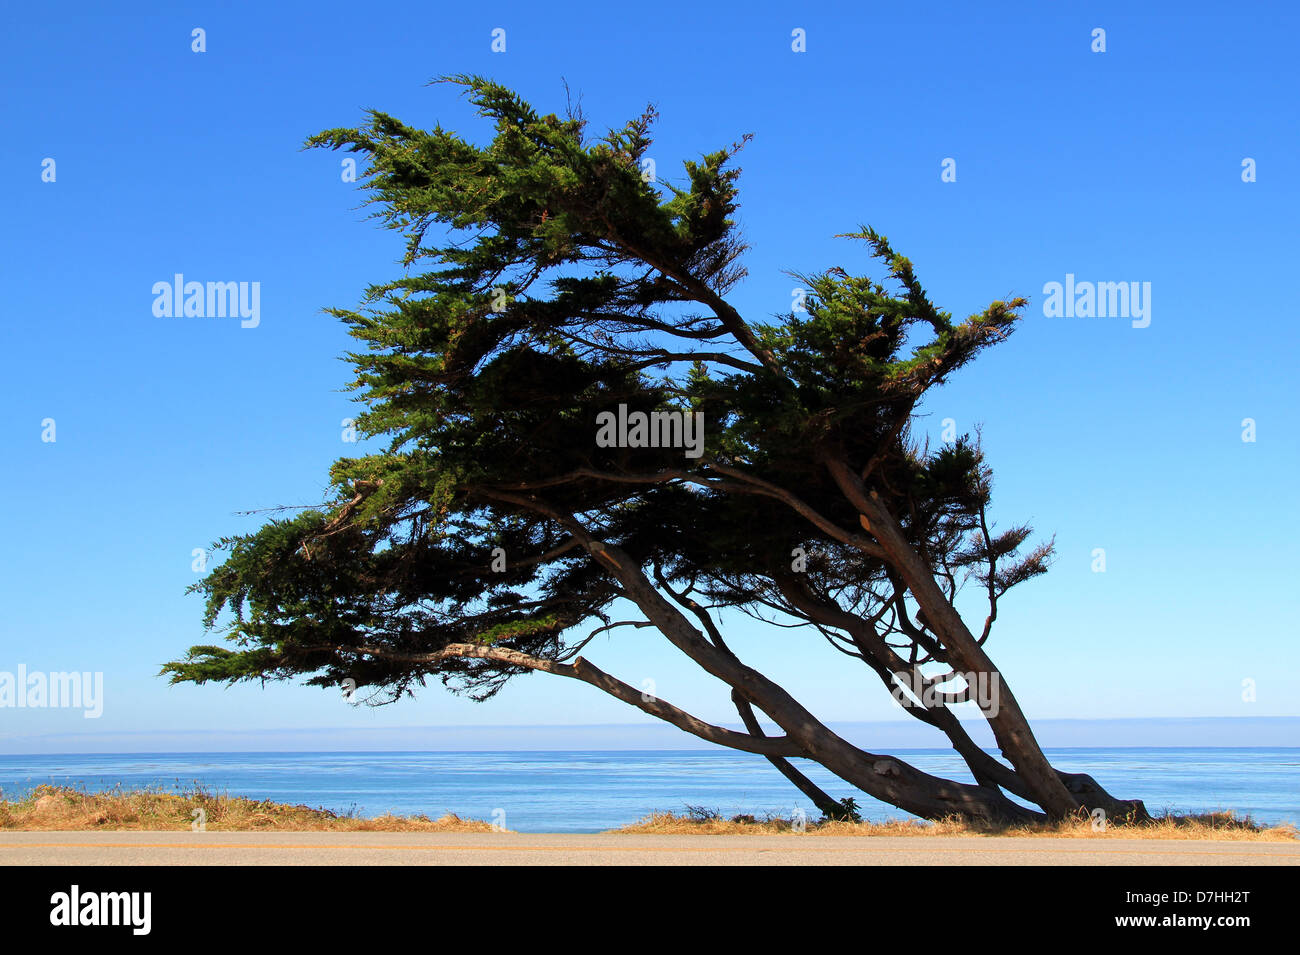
[164,76,1146,824]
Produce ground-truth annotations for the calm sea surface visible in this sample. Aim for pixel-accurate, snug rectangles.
[0,749,1294,832]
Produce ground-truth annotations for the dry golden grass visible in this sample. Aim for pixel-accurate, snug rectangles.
[5,786,1291,840]
[617,809,1298,841]
[0,785,500,832]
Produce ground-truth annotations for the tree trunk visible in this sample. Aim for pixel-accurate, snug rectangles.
[588,539,1045,823]
[500,500,1145,826]
[823,455,1081,818]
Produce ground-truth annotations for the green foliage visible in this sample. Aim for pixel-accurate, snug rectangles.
[165,76,1049,703]
[822,797,863,823]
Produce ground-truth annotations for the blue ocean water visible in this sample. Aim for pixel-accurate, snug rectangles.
[0,749,1294,833]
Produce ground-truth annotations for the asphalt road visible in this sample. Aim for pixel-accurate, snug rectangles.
[2,831,1297,865]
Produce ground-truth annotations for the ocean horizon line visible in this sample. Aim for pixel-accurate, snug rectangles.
[3,715,1296,755]
[3,745,1298,758]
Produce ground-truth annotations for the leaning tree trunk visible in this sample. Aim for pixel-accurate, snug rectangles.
[588,538,1049,823]
[823,456,1086,818]
[475,492,1147,825]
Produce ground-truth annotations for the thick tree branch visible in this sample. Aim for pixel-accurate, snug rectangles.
[348,641,804,758]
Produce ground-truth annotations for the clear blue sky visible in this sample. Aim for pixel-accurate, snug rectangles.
[3,1,1297,751]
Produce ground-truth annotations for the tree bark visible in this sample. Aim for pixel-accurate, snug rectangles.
[730,691,850,820]
[585,538,1042,822]
[822,454,1080,818]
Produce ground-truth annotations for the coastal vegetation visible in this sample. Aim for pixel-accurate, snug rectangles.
[2,786,1291,840]
[0,785,495,832]
[620,809,1297,840]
